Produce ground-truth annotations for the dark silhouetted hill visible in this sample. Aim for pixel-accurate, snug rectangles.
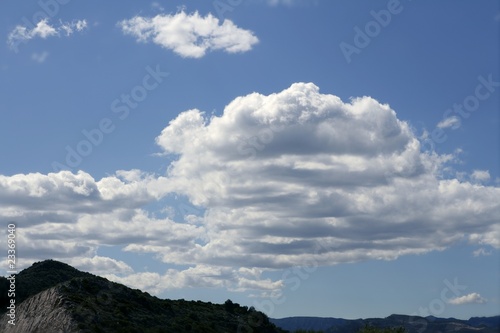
[0,260,285,333]
[0,259,94,312]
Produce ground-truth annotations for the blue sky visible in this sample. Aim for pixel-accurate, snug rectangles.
[0,0,499,321]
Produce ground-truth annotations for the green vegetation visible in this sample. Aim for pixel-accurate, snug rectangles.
[0,259,95,314]
[0,260,285,333]
[60,277,285,332]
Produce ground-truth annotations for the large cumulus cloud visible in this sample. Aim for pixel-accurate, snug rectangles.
[153,82,499,270]
[1,82,498,296]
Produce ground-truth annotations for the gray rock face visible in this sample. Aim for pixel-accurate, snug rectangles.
[0,286,80,333]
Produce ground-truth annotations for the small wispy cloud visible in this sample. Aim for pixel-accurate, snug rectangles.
[473,247,492,257]
[437,116,461,129]
[60,20,88,36]
[470,170,490,184]
[119,11,258,58]
[7,19,88,50]
[31,51,50,63]
[151,2,165,11]
[9,19,57,44]
[448,293,487,305]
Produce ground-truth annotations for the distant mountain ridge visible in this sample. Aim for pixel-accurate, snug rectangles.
[270,313,500,333]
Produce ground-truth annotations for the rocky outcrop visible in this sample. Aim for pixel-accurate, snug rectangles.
[0,286,80,333]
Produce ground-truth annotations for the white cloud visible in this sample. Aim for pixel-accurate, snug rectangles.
[60,19,88,36]
[67,256,134,276]
[437,116,461,129]
[119,11,259,58]
[155,82,500,269]
[32,19,58,38]
[473,247,492,257]
[471,170,490,183]
[7,19,88,49]
[1,83,499,295]
[469,227,500,248]
[448,293,487,305]
[151,2,165,11]
[31,51,50,63]
[105,264,282,295]
[0,170,200,260]
[76,20,88,31]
